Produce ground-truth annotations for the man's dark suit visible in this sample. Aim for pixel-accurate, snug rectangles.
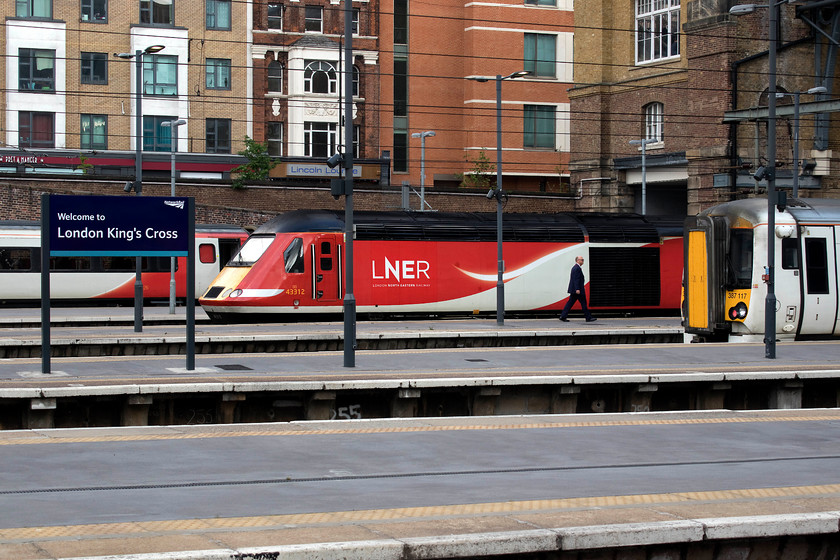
[560,262,593,321]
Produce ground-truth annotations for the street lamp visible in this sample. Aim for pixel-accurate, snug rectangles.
[729,1,783,358]
[776,86,826,197]
[161,118,186,315]
[466,70,530,326]
[114,44,165,332]
[411,130,435,211]
[629,138,657,215]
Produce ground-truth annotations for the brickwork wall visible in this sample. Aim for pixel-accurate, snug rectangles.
[0,178,577,227]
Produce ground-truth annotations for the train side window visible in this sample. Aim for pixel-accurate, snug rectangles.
[805,238,829,294]
[320,241,332,271]
[101,256,135,271]
[781,238,799,270]
[199,243,216,264]
[0,248,32,271]
[50,256,91,271]
[284,237,304,273]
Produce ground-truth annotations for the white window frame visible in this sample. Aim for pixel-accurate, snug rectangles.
[644,102,664,143]
[635,0,680,64]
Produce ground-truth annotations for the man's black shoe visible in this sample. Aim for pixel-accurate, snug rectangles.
[586,317,597,322]
[559,318,569,322]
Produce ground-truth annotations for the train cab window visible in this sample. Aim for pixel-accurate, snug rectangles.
[805,238,829,294]
[320,241,332,271]
[0,248,32,271]
[284,237,305,273]
[199,243,216,264]
[726,229,753,289]
[781,238,799,270]
[229,235,274,266]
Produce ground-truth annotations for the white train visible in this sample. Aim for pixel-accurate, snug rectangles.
[0,221,247,304]
[684,197,840,341]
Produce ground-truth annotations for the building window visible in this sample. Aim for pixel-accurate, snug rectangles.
[352,65,360,96]
[19,49,55,92]
[268,61,283,92]
[206,58,231,89]
[206,0,231,29]
[524,105,555,149]
[268,3,282,29]
[524,33,555,78]
[206,118,231,153]
[304,61,337,94]
[19,111,54,148]
[81,0,107,21]
[140,0,173,25]
[81,52,108,85]
[16,0,51,17]
[352,8,359,34]
[525,0,555,5]
[143,115,178,151]
[267,122,283,156]
[394,0,407,44]
[305,5,322,32]
[636,0,680,64]
[304,121,337,158]
[644,102,664,142]
[393,132,407,172]
[81,114,107,149]
[394,59,407,116]
[143,54,177,96]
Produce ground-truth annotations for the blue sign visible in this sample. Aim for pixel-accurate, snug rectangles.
[49,195,190,256]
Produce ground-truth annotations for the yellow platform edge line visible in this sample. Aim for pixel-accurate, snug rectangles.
[2,483,839,542]
[2,413,839,446]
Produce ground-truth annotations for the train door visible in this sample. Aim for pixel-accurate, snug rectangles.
[311,234,342,303]
[798,226,838,336]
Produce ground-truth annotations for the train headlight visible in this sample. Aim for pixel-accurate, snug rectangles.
[229,289,243,298]
[728,301,748,320]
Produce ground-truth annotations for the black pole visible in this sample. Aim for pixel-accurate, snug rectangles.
[343,0,356,367]
[40,194,50,374]
[187,198,195,370]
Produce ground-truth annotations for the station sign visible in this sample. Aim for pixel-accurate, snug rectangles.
[48,194,190,256]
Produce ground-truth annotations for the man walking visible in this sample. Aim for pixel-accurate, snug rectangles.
[559,255,596,322]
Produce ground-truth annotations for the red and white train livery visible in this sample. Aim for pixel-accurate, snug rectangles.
[199,210,684,321]
[0,221,247,304]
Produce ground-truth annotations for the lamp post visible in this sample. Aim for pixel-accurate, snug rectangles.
[466,70,529,326]
[411,130,435,211]
[161,118,186,314]
[629,138,656,215]
[777,86,826,197]
[114,44,165,333]
[729,1,783,358]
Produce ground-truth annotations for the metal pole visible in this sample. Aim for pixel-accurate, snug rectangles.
[343,0,356,367]
[766,0,777,359]
[169,125,177,314]
[134,49,144,333]
[495,74,504,326]
[792,91,800,198]
[420,135,426,211]
[640,140,648,215]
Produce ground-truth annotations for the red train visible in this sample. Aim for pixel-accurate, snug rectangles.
[0,221,247,304]
[199,210,684,321]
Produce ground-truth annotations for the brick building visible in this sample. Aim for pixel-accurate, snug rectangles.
[4,0,251,161]
[570,0,840,216]
[375,0,574,197]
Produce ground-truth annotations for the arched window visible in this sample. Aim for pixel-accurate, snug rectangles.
[644,102,663,142]
[304,60,337,94]
[268,60,283,93]
[352,65,360,96]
